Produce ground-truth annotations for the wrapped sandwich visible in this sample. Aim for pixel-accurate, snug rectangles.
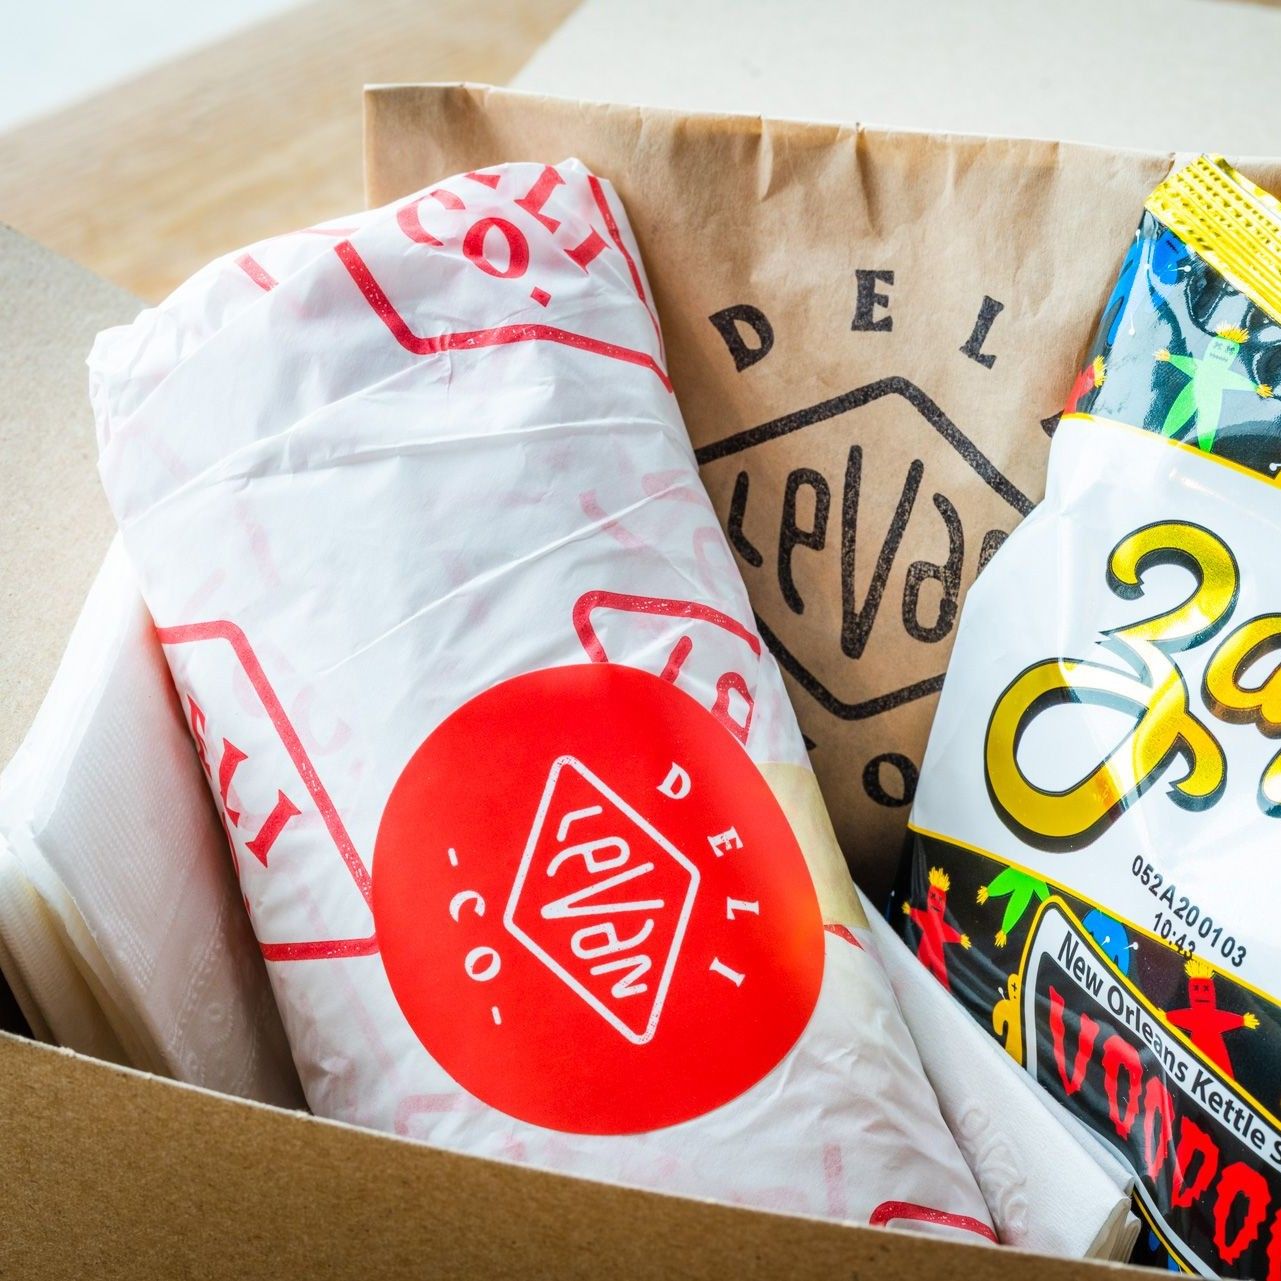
[900,156,1281,1275]
[91,160,992,1235]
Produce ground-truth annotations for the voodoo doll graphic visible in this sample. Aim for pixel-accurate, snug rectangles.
[976,866,1049,947]
[1099,227,1186,347]
[1155,325,1273,451]
[1064,355,1106,413]
[1082,908,1133,977]
[902,866,970,990]
[991,973,1023,1064]
[1165,956,1258,1080]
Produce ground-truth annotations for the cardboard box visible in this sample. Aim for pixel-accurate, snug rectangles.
[0,122,1162,1278]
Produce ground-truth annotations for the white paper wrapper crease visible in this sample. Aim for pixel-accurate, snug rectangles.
[860,892,1139,1260]
[87,158,994,1236]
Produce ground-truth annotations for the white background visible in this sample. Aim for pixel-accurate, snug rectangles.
[0,0,301,130]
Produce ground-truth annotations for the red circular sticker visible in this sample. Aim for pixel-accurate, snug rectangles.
[373,663,824,1135]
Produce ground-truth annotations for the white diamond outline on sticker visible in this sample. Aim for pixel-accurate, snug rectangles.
[503,755,700,1046]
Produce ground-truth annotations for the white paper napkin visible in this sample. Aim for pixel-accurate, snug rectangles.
[0,538,303,1106]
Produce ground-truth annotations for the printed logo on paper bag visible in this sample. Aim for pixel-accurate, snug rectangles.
[373,663,824,1134]
[699,286,1036,877]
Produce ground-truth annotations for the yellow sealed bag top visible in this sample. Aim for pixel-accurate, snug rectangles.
[899,156,1281,1276]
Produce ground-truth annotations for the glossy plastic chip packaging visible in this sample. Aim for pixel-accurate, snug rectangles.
[900,156,1281,1275]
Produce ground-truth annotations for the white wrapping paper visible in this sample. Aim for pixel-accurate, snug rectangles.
[90,159,993,1235]
[860,892,1139,1260]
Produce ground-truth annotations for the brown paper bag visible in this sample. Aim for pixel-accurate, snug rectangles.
[363,83,1281,899]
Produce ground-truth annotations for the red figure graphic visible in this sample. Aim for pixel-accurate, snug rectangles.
[901,867,970,991]
[1064,355,1106,412]
[1165,957,1258,1080]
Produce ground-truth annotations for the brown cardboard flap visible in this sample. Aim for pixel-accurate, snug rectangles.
[363,84,1281,898]
[0,1031,1150,1279]
[0,226,138,772]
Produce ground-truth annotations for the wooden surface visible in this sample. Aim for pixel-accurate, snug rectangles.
[0,0,577,301]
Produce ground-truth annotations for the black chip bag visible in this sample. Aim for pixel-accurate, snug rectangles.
[897,156,1281,1276]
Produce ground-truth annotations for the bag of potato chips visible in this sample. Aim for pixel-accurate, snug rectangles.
[899,155,1281,1275]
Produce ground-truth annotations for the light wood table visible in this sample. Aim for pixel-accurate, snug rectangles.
[0,0,577,301]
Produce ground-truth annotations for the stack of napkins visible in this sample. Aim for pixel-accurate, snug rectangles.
[0,539,302,1105]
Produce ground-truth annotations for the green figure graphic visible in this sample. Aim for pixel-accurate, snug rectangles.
[1155,325,1273,451]
[976,867,1050,948]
